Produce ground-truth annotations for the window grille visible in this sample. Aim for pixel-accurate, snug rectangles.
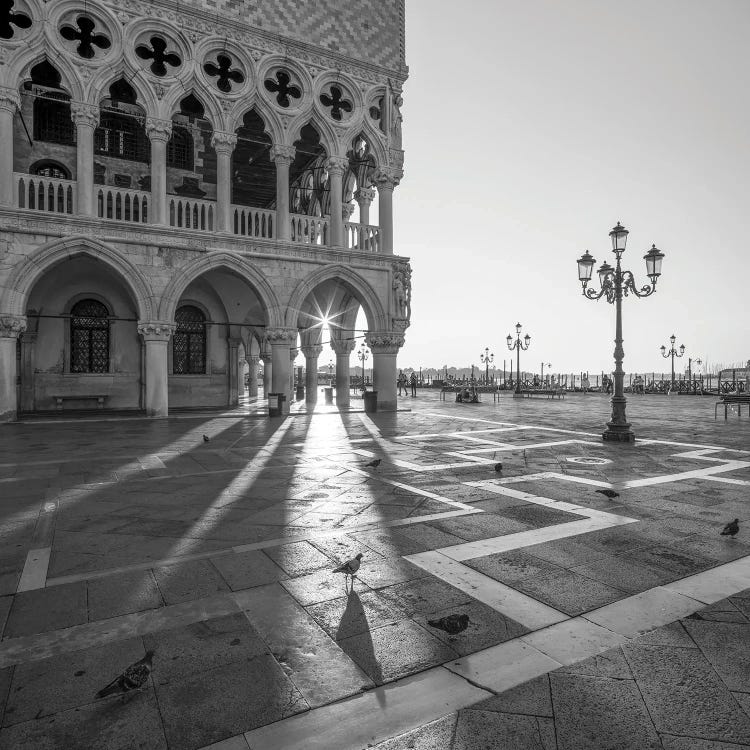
[32,162,70,179]
[33,98,75,145]
[167,126,193,170]
[95,113,150,163]
[173,305,206,374]
[70,299,110,373]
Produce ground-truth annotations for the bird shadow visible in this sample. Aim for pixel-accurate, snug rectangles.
[336,589,386,707]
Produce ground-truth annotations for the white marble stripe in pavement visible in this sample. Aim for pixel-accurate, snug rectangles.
[623,459,750,488]
[703,475,750,486]
[17,547,51,592]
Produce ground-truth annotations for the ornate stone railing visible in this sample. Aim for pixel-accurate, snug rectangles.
[96,186,150,223]
[345,221,380,252]
[232,205,274,239]
[290,213,328,245]
[15,173,76,214]
[169,196,215,232]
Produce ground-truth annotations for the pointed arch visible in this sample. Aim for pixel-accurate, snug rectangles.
[158,251,283,325]
[1,236,154,320]
[226,98,284,147]
[88,66,159,118]
[287,114,340,159]
[161,81,223,132]
[12,51,83,101]
[286,265,388,331]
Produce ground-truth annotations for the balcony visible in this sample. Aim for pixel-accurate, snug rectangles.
[12,173,381,252]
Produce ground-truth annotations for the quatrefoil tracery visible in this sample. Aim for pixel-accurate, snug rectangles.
[135,36,182,77]
[0,0,31,40]
[320,85,353,121]
[203,54,244,93]
[264,70,301,108]
[60,16,111,59]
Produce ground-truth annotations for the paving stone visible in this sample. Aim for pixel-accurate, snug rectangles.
[498,504,581,528]
[463,550,564,584]
[280,567,362,606]
[0,596,12,637]
[469,674,552,717]
[524,537,609,568]
[378,577,473,617]
[370,714,458,750]
[350,529,429,558]
[152,559,229,605]
[0,666,13,725]
[453,710,556,750]
[395,522,467,548]
[210,549,288,591]
[682,620,750,692]
[635,621,698,649]
[557,649,633,679]
[262,541,332,576]
[688,599,749,624]
[0,688,167,750]
[305,589,408,640]
[3,637,145,726]
[87,570,164,621]
[622,544,717,577]
[355,556,428,589]
[427,514,529,541]
[659,736,750,750]
[623,643,750,744]
[4,582,87,638]
[570,553,670,593]
[337,619,458,685]
[155,653,308,749]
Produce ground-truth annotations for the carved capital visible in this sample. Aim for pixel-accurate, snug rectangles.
[0,315,27,339]
[324,156,349,175]
[270,144,296,164]
[0,87,20,114]
[329,337,356,356]
[342,202,356,221]
[246,355,260,365]
[373,166,402,190]
[366,331,405,354]
[354,187,376,206]
[290,347,299,360]
[264,327,298,344]
[137,321,175,341]
[70,102,100,129]
[301,345,323,359]
[145,117,173,142]
[211,131,238,154]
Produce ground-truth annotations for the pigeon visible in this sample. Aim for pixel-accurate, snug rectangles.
[721,519,739,537]
[203,435,210,443]
[595,489,619,499]
[427,613,470,635]
[494,463,503,473]
[364,458,382,469]
[95,651,154,699]
[333,553,363,578]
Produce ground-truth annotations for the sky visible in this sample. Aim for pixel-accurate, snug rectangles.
[384,0,750,377]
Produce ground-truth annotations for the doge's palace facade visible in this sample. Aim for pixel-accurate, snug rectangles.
[0,0,409,420]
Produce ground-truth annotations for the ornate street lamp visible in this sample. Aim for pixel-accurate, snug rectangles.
[507,322,531,396]
[688,357,702,392]
[576,222,664,442]
[480,347,494,385]
[661,334,685,391]
[328,359,334,386]
[357,344,369,393]
[541,362,551,387]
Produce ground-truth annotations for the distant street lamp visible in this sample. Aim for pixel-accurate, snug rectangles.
[577,221,664,442]
[688,357,702,392]
[661,334,685,391]
[357,344,369,393]
[328,359,334,385]
[507,323,531,395]
[541,362,551,387]
[480,347,494,385]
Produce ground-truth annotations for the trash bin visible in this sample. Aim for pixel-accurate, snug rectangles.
[296,385,305,401]
[324,387,333,404]
[363,390,378,414]
[268,393,286,417]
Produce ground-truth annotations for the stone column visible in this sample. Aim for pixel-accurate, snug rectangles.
[19,331,37,413]
[261,354,272,398]
[330,336,355,408]
[246,355,259,398]
[265,328,297,408]
[145,118,172,226]
[70,103,99,217]
[138,321,175,417]
[271,145,295,241]
[301,345,322,405]
[211,132,237,233]
[289,348,298,398]
[374,168,401,255]
[367,332,405,412]
[0,88,20,208]
[325,156,348,248]
[354,187,376,226]
[228,338,240,406]
[0,315,26,422]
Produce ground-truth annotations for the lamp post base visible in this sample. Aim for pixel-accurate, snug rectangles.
[602,423,635,442]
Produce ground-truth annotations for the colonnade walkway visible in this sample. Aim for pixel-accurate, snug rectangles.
[0,391,748,748]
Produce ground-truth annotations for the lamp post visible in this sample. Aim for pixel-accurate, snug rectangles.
[541,362,551,388]
[660,335,685,392]
[357,344,369,393]
[480,347,494,385]
[328,359,333,386]
[507,323,531,396]
[688,357,702,393]
[576,222,665,442]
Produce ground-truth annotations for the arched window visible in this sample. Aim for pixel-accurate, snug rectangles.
[33,96,74,146]
[95,113,150,162]
[167,125,194,170]
[173,305,206,374]
[70,299,110,373]
[31,160,71,179]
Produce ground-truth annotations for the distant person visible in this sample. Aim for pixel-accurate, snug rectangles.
[410,372,417,397]
[397,370,407,396]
